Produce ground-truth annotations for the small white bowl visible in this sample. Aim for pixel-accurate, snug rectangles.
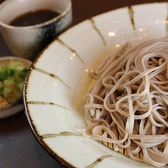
[0,0,72,60]
[0,56,32,119]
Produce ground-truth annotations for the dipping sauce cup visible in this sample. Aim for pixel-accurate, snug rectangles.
[0,0,72,60]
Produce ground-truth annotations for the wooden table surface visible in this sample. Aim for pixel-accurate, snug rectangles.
[0,0,165,167]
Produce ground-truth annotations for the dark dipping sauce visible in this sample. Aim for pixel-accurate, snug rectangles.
[9,9,60,26]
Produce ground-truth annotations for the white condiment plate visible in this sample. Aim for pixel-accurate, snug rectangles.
[0,56,31,119]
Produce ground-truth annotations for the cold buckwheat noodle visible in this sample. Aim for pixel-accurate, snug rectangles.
[82,37,168,167]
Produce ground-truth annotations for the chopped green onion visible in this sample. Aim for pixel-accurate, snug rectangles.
[0,60,28,105]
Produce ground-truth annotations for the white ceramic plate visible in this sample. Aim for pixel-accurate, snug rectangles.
[24,2,168,168]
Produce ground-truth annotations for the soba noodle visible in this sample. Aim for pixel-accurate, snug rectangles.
[82,37,168,167]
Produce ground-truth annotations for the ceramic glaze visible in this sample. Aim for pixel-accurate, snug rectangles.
[24,2,168,168]
[0,0,72,60]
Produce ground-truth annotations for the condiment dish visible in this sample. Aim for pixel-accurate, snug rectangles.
[0,56,31,119]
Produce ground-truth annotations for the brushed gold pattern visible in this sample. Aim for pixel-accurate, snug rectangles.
[85,155,112,168]
[89,18,106,45]
[41,131,81,139]
[57,38,84,63]
[166,3,168,35]
[32,65,70,89]
[128,6,136,31]
[27,101,69,110]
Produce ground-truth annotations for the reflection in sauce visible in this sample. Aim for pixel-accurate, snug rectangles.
[10,9,60,26]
